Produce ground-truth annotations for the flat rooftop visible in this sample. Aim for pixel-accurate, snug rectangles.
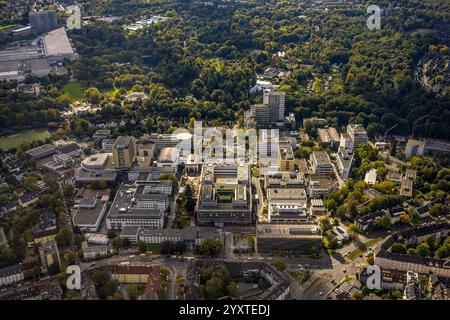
[42,27,75,56]
[312,151,331,165]
[256,224,321,239]
[108,186,164,219]
[73,199,107,226]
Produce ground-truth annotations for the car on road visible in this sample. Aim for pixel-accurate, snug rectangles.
[343,268,347,273]
[319,291,323,296]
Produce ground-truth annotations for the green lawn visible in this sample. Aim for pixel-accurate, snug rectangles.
[146,244,161,254]
[0,24,17,31]
[63,81,84,101]
[348,237,383,261]
[0,129,51,151]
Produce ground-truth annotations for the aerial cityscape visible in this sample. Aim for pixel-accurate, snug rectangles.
[0,0,449,306]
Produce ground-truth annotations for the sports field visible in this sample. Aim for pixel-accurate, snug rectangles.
[0,129,51,151]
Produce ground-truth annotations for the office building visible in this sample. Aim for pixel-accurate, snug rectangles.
[340,133,354,151]
[197,161,252,226]
[136,227,198,250]
[347,124,368,147]
[308,176,338,198]
[267,188,309,223]
[157,147,180,169]
[256,224,322,254]
[278,146,295,172]
[265,171,306,189]
[310,151,333,175]
[72,194,109,232]
[318,127,340,150]
[112,136,137,169]
[336,148,354,181]
[264,91,285,122]
[25,144,57,159]
[250,104,270,127]
[29,11,58,36]
[106,184,165,230]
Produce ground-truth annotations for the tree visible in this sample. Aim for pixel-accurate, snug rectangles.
[84,87,102,104]
[352,291,363,300]
[181,184,196,213]
[160,241,176,255]
[399,214,411,224]
[204,276,225,299]
[347,223,360,238]
[126,284,140,300]
[112,237,123,250]
[66,250,76,265]
[0,247,17,267]
[55,227,73,247]
[391,242,407,254]
[137,240,148,253]
[226,281,238,298]
[98,279,119,300]
[92,270,110,288]
[415,243,431,257]
[174,241,186,254]
[196,238,222,257]
[430,204,447,217]
[107,230,117,239]
[48,262,61,275]
[271,258,286,272]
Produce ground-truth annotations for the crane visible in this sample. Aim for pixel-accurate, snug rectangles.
[412,115,429,139]
[384,123,398,139]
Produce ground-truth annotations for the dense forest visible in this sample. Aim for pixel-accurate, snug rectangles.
[0,0,449,139]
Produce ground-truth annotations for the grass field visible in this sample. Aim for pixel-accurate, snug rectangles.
[0,129,51,151]
[63,81,84,101]
[348,237,383,261]
[0,24,17,31]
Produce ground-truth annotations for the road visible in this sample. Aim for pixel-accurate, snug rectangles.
[330,160,345,188]
[252,176,266,222]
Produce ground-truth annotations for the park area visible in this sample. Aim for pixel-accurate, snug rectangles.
[63,81,84,101]
[0,129,51,151]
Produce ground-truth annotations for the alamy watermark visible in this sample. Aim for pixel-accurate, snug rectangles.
[367,5,381,30]
[66,265,81,290]
[366,265,381,290]
[171,121,281,169]
[66,5,82,30]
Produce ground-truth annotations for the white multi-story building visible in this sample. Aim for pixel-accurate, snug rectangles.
[106,185,166,230]
[347,124,368,147]
[310,151,333,176]
[336,148,354,181]
[0,265,24,287]
[308,177,338,198]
